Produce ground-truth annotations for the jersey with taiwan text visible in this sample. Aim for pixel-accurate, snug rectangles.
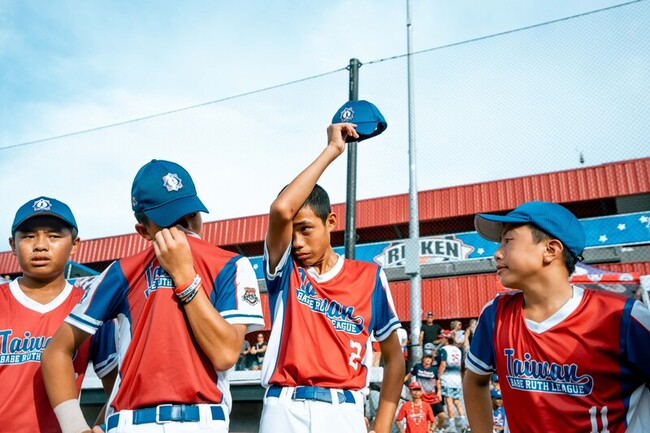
[261,246,401,390]
[0,280,116,433]
[66,235,265,416]
[466,286,650,433]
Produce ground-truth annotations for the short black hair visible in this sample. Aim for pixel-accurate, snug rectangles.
[302,184,331,223]
[134,211,150,226]
[528,224,576,275]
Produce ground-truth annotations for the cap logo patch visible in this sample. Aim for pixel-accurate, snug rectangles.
[132,197,137,207]
[32,198,52,212]
[340,107,354,122]
[162,173,183,192]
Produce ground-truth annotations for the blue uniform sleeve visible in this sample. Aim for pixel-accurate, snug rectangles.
[440,346,448,363]
[623,299,650,385]
[211,255,265,331]
[465,296,499,376]
[370,268,401,341]
[89,319,118,379]
[263,242,291,297]
[66,262,129,334]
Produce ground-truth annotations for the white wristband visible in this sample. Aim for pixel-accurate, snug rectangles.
[53,399,90,433]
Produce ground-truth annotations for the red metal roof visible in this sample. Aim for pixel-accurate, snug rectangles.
[1,157,648,273]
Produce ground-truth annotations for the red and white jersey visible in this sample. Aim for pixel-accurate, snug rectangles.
[0,280,116,433]
[261,245,401,390]
[66,235,265,417]
[466,286,650,433]
[396,401,435,433]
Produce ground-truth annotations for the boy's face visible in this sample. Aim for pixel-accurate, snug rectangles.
[291,206,335,267]
[494,224,547,289]
[9,216,79,281]
[422,355,433,367]
[492,397,503,408]
[137,212,203,240]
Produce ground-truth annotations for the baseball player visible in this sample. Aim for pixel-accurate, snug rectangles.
[42,160,265,433]
[259,123,404,433]
[438,331,468,432]
[463,201,650,433]
[395,382,435,433]
[403,353,446,432]
[0,197,116,433]
[490,389,506,433]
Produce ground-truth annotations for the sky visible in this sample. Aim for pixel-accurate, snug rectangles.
[0,0,648,248]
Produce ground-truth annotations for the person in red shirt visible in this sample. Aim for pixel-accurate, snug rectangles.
[395,382,435,433]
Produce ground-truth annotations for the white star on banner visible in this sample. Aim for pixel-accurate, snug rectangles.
[640,215,649,224]
[617,224,626,231]
[599,235,608,243]
[477,248,485,255]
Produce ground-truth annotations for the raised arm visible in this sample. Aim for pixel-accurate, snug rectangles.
[266,123,358,271]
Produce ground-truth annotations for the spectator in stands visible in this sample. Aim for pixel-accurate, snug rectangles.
[491,389,506,432]
[438,331,468,432]
[490,373,500,392]
[418,311,442,350]
[465,318,477,347]
[250,332,267,371]
[236,338,251,371]
[404,353,446,432]
[395,382,435,433]
[450,320,464,344]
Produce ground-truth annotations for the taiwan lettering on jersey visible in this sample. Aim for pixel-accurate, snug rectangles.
[261,245,401,390]
[409,363,439,404]
[65,235,265,416]
[439,344,463,389]
[0,280,116,433]
[466,286,650,433]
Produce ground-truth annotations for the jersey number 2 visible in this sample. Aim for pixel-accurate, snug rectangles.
[348,340,362,370]
[589,406,609,433]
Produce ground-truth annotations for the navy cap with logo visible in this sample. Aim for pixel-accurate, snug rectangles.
[332,100,387,142]
[131,159,209,228]
[12,197,78,235]
[474,201,586,259]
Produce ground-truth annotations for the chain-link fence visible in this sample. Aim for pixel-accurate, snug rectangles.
[1,2,649,314]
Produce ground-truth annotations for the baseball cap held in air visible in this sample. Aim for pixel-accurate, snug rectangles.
[332,100,387,142]
[474,201,585,259]
[12,196,78,235]
[131,159,209,228]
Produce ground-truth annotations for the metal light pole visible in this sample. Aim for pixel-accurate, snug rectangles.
[405,0,422,368]
[345,58,361,259]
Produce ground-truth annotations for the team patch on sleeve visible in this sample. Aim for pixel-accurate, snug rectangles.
[242,287,260,306]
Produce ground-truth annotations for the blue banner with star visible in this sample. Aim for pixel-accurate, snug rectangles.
[248,211,650,279]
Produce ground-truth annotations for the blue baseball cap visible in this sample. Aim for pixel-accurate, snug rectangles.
[131,159,208,228]
[332,100,387,142]
[474,201,585,259]
[490,389,502,399]
[12,196,78,235]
